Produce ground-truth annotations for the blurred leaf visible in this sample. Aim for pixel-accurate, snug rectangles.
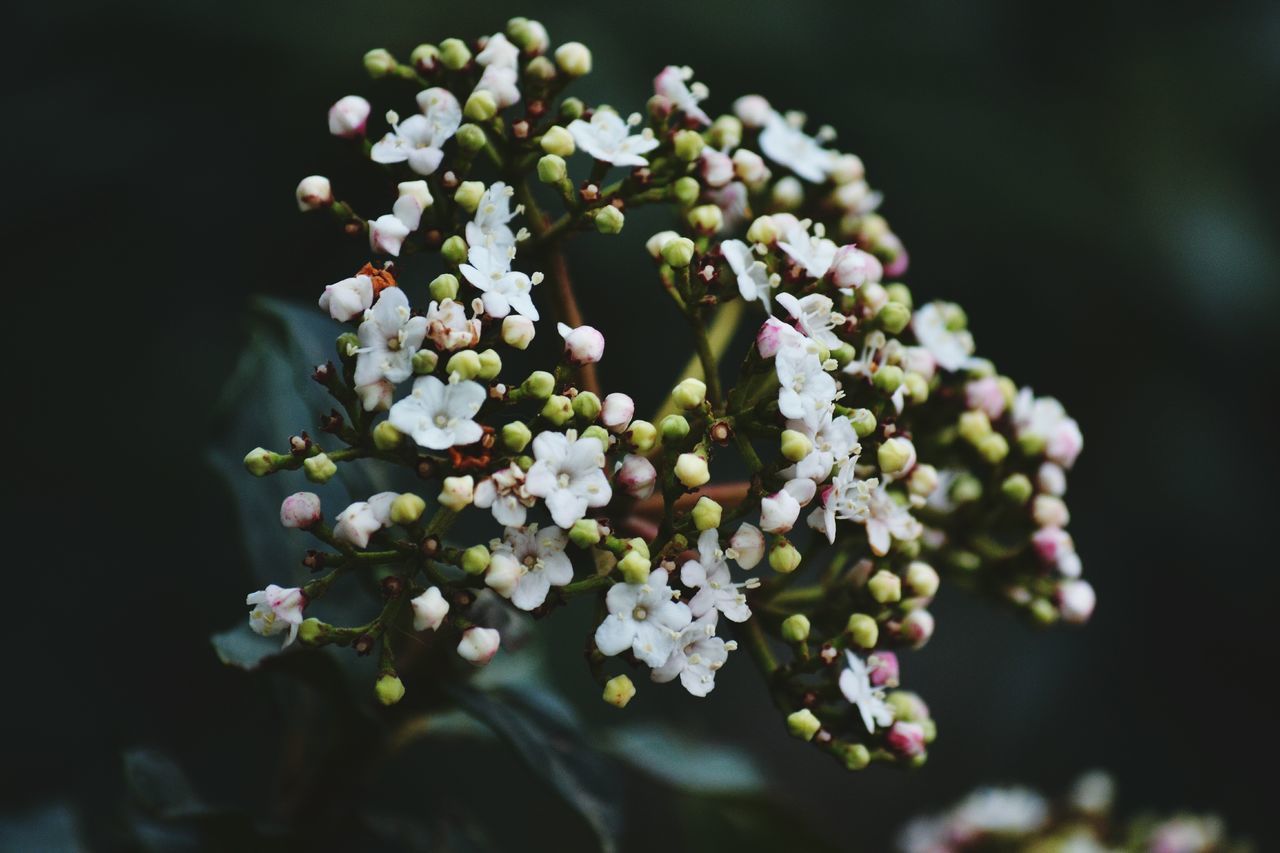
[210,622,287,671]
[123,748,206,819]
[0,803,82,852]
[602,723,767,796]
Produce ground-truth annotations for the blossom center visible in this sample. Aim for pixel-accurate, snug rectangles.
[632,606,648,621]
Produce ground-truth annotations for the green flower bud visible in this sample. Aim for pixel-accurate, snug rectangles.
[671,377,707,410]
[943,303,968,331]
[569,518,602,548]
[781,614,811,643]
[687,204,723,234]
[628,420,658,452]
[581,425,610,450]
[671,176,701,207]
[522,370,556,400]
[831,343,856,366]
[428,273,459,302]
[455,123,487,154]
[594,205,625,234]
[373,421,403,450]
[410,43,439,71]
[572,391,602,421]
[476,349,502,381]
[907,463,938,497]
[966,357,996,379]
[772,176,804,210]
[461,544,491,575]
[501,422,532,452]
[628,538,651,560]
[905,561,940,598]
[243,447,275,477]
[951,474,983,504]
[884,282,913,309]
[438,38,471,70]
[977,432,1010,464]
[526,55,556,82]
[303,453,337,483]
[454,180,486,213]
[363,48,396,78]
[619,550,651,584]
[412,349,439,375]
[542,394,574,426]
[877,301,911,334]
[674,453,710,488]
[839,743,871,771]
[849,408,877,438]
[846,613,879,648]
[1018,431,1047,456]
[958,410,992,445]
[446,350,482,381]
[708,115,743,150]
[660,414,691,443]
[903,372,929,404]
[691,496,723,531]
[877,436,916,476]
[506,17,549,53]
[464,90,498,122]
[298,617,325,645]
[780,429,813,462]
[868,569,902,603]
[389,492,427,525]
[662,237,696,268]
[559,97,585,121]
[746,215,778,245]
[673,129,706,161]
[950,549,982,572]
[602,674,636,707]
[336,332,360,361]
[787,708,822,741]
[441,235,468,265]
[769,539,802,574]
[540,125,575,157]
[554,41,592,76]
[537,154,567,184]
[1001,473,1033,504]
[997,376,1018,409]
[375,673,405,706]
[873,364,904,394]
[1030,597,1058,625]
[893,538,922,559]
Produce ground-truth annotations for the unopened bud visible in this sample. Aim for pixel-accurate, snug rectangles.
[540,125,575,157]
[542,394,574,426]
[501,421,532,453]
[907,464,938,497]
[244,447,275,477]
[438,38,472,70]
[780,429,813,462]
[298,617,325,645]
[977,432,1010,464]
[455,122,486,153]
[900,609,935,648]
[672,377,707,410]
[570,518,602,548]
[674,453,710,488]
[499,315,535,350]
[746,215,778,245]
[662,236,696,267]
[618,550,651,584]
[601,393,634,432]
[446,350,482,381]
[554,42,592,76]
[454,181,486,213]
[877,437,916,476]
[873,364,904,395]
[303,453,337,483]
[375,673,405,706]
[903,373,929,404]
[673,129,705,161]
[464,90,498,122]
[476,349,502,381]
[413,350,439,375]
[522,370,556,400]
[787,708,822,741]
[617,454,657,498]
[839,742,871,770]
[772,176,804,210]
[958,410,992,445]
[849,408,877,438]
[429,273,459,302]
[537,154,567,183]
[441,235,468,265]
[687,203,723,234]
[461,544,491,575]
[438,475,474,511]
[660,414,691,443]
[905,561,939,598]
[868,570,902,603]
[672,176,701,206]
[410,43,439,71]
[389,493,427,525]
[594,205,625,234]
[1002,473,1034,504]
[628,420,658,452]
[602,674,636,707]
[372,421,403,450]
[691,497,723,531]
[457,626,500,666]
[769,539,802,573]
[363,48,397,78]
[846,613,879,648]
[295,175,333,211]
[781,614,811,643]
[581,425,610,450]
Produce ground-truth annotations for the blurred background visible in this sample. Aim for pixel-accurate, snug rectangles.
[7,0,1279,849]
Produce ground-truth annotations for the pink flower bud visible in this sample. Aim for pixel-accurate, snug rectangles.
[882,243,910,278]
[615,454,657,498]
[965,377,1007,420]
[601,393,635,432]
[369,214,411,256]
[410,587,449,631]
[733,94,772,128]
[295,175,333,211]
[1046,418,1084,469]
[700,149,734,188]
[457,626,501,666]
[1057,580,1096,624]
[867,651,900,687]
[557,322,605,364]
[830,245,883,290]
[1031,526,1074,564]
[756,317,795,358]
[328,95,371,138]
[899,609,935,649]
[728,522,765,569]
[886,721,927,758]
[280,492,322,529]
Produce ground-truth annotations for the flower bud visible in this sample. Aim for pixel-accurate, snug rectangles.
[873,364,904,395]
[539,125,575,157]
[457,626,500,666]
[952,474,984,505]
[464,90,498,122]
[746,215,779,245]
[559,96,585,120]
[660,414,690,443]
[645,231,678,259]
[1038,462,1067,497]
[581,425,610,450]
[907,464,938,497]
[868,569,902,603]
[303,453,338,483]
[672,377,707,410]
[780,429,813,462]
[441,235,468,265]
[389,493,427,526]
[687,203,723,234]
[413,350,439,375]
[1033,494,1070,528]
[410,43,439,71]
[957,410,992,445]
[328,95,371,138]
[674,453,710,488]
[411,587,449,631]
[905,372,930,405]
[477,349,503,381]
[372,421,403,450]
[454,181,486,213]
[363,48,396,78]
[505,16,549,53]
[357,380,394,413]
[566,391,600,422]
[594,205,625,234]
[542,394,575,426]
[781,614,811,643]
[628,420,658,452]
[438,38,472,70]
[728,523,765,569]
[295,175,333,211]
[454,123,487,154]
[501,421,532,453]
[1058,580,1096,624]
[569,518,602,548]
[760,489,801,534]
[428,273,459,302]
[673,129,705,161]
[438,475,475,511]
[877,437,916,476]
[627,538,651,560]
[537,154,567,184]
[461,544,491,575]
[976,432,1010,464]
[662,236,696,268]
[602,674,636,708]
[522,370,556,399]
[618,550,651,584]
[769,539,802,573]
[876,301,911,335]
[848,408,876,438]
[297,618,325,645]
[900,609,935,648]
[498,315,535,350]
[886,721,927,759]
[446,350,482,382]
[772,176,804,210]
[733,149,770,187]
[601,393,634,432]
[839,743,871,771]
[375,673,405,706]
[905,561,939,598]
[244,447,275,476]
[671,176,701,206]
[846,613,879,648]
[280,492,322,528]
[617,454,657,499]
[554,42,592,76]
[787,709,822,741]
[558,323,605,364]
[691,496,723,531]
[485,552,521,595]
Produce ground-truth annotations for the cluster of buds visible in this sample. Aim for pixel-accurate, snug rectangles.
[244,18,1092,771]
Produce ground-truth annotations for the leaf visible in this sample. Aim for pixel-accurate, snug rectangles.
[448,684,622,853]
[602,723,767,796]
[123,749,206,819]
[209,622,287,671]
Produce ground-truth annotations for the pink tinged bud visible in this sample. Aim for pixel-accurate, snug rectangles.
[965,377,1007,420]
[616,454,657,499]
[601,393,635,432]
[295,175,333,211]
[328,95,371,138]
[886,721,927,758]
[760,489,801,534]
[1031,526,1074,564]
[557,322,605,365]
[700,149,734,188]
[830,245,883,290]
[733,94,772,128]
[1047,418,1084,469]
[867,651,900,687]
[900,609,935,649]
[1058,580,1096,624]
[728,522,766,569]
[457,626,501,666]
[756,317,793,358]
[369,214,411,256]
[1056,551,1083,579]
[357,379,394,413]
[882,246,910,278]
[410,586,449,631]
[280,492,322,529]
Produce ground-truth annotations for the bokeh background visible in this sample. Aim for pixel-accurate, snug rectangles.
[7,0,1279,849]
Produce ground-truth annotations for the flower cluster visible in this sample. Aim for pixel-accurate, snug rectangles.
[244,18,1091,772]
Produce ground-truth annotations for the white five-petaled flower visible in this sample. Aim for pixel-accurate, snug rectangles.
[488,524,574,611]
[593,568,692,667]
[777,215,838,278]
[776,292,845,350]
[912,302,979,372]
[760,478,816,534]
[474,33,522,107]
[783,411,860,484]
[651,613,735,697]
[524,431,613,528]
[459,245,539,320]
[720,239,772,309]
[354,288,428,386]
[776,346,839,429]
[680,529,754,623]
[726,523,766,569]
[424,298,481,352]
[758,110,837,182]
[246,585,306,648]
[653,65,711,126]
[839,650,895,733]
[473,462,537,526]
[861,483,924,556]
[388,375,486,450]
[465,181,523,255]
[568,110,660,167]
[369,214,411,256]
[809,461,874,544]
[319,275,374,322]
[369,88,462,175]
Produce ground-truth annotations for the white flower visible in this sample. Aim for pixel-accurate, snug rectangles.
[475,64,520,107]
[783,412,860,484]
[328,95,370,138]
[651,613,735,697]
[809,462,874,544]
[391,180,433,232]
[280,492,322,529]
[776,347,838,429]
[833,179,883,216]
[473,463,536,526]
[459,245,539,320]
[333,500,384,548]
[830,244,883,292]
[369,88,461,175]
[862,484,923,556]
[951,788,1049,836]
[318,275,373,322]
[776,292,844,350]
[593,568,692,667]
[733,94,772,128]
[653,65,711,126]
[758,110,836,182]
[777,216,838,277]
[524,431,612,528]
[369,214,411,256]
[388,375,486,449]
[1012,389,1083,469]
[246,585,305,647]
[457,626,500,666]
[680,530,754,623]
[489,524,574,611]
[912,302,979,372]
[464,181,522,255]
[720,239,772,308]
[760,479,817,534]
[424,298,481,352]
[726,523,765,569]
[839,650,895,732]
[756,315,812,359]
[568,110,659,167]
[411,586,449,631]
[354,288,428,386]
[844,331,905,411]
[557,322,605,364]
[476,32,520,68]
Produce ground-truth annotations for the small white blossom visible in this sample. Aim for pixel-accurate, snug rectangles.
[721,239,772,308]
[354,288,428,386]
[651,613,736,697]
[489,524,573,611]
[726,523,765,569]
[776,292,844,350]
[862,483,923,556]
[830,244,883,292]
[424,298,481,352]
[1013,388,1083,469]
[388,375,486,449]
[758,110,837,182]
[680,530,754,623]
[459,245,539,320]
[912,302,979,372]
[951,788,1050,837]
[369,214,412,256]
[318,275,373,322]
[653,65,711,125]
[524,431,612,528]
[760,479,816,534]
[333,499,384,548]
[777,216,838,277]
[473,463,536,526]
[733,94,772,128]
[568,110,659,167]
[776,346,838,429]
[464,181,522,255]
[809,462,874,544]
[411,586,449,631]
[839,650,895,732]
[369,88,461,175]
[593,568,692,667]
[783,412,860,484]
[246,585,305,647]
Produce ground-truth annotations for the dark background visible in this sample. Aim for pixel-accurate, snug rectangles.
[7,0,1279,849]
